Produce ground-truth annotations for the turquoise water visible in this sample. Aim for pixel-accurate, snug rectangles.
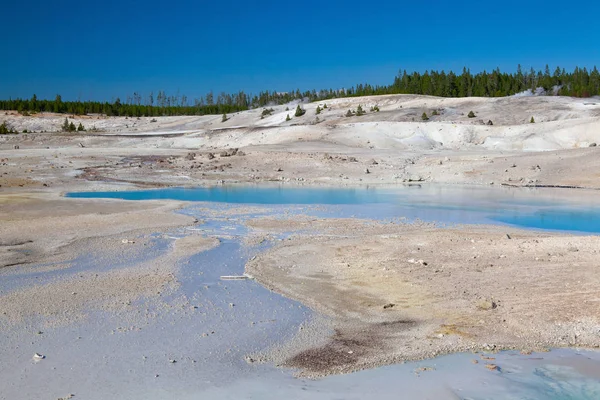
[66,185,390,204]
[66,185,600,233]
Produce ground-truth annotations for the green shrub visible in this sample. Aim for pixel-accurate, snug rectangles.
[286,114,291,121]
[222,113,228,122]
[356,104,365,116]
[294,105,305,117]
[432,109,439,116]
[316,106,321,115]
[77,123,85,131]
[261,108,274,117]
[346,110,354,117]
[468,111,476,118]
[422,112,429,121]
[530,116,535,123]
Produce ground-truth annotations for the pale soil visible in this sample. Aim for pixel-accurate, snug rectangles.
[0,94,599,191]
[0,234,219,328]
[1,94,600,377]
[246,218,600,376]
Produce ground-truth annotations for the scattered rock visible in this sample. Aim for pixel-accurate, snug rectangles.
[13,145,19,149]
[485,363,499,371]
[121,239,135,244]
[236,150,246,156]
[477,300,497,311]
[245,356,255,363]
[185,152,196,161]
[383,303,395,309]
[487,120,494,126]
[78,142,85,148]
[364,168,370,174]
[369,159,378,165]
[590,143,597,147]
[169,359,177,364]
[207,153,215,160]
[506,233,511,239]
[33,353,45,360]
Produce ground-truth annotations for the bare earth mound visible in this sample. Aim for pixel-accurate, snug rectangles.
[246,219,600,376]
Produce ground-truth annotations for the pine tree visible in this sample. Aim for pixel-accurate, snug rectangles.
[323,104,328,109]
[62,118,70,131]
[68,122,76,132]
[286,114,291,121]
[345,110,353,117]
[77,123,85,131]
[421,112,429,121]
[468,111,476,118]
[530,116,535,123]
[222,113,228,122]
[316,105,321,115]
[295,105,305,117]
[356,104,365,116]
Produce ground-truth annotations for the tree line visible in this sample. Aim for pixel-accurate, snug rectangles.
[1,65,598,117]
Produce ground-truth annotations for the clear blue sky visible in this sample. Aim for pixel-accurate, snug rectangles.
[4,0,599,102]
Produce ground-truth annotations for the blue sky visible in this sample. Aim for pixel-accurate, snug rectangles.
[4,0,600,101]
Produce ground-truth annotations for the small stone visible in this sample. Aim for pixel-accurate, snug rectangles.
[485,363,499,371]
[590,143,597,147]
[33,353,45,360]
[477,300,497,311]
[383,303,395,309]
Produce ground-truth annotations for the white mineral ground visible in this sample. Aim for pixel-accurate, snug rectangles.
[1,94,600,385]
